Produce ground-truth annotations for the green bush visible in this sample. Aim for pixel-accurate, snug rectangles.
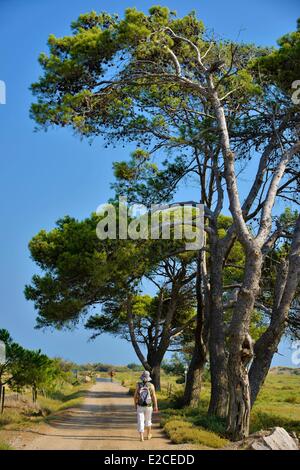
[193,413,227,436]
[168,390,185,408]
[164,419,193,432]
[127,363,143,371]
[250,411,300,436]
[160,408,183,421]
[164,418,228,448]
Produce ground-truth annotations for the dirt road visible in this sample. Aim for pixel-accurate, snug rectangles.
[4,379,197,450]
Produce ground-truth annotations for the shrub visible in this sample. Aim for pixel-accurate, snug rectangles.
[250,411,300,436]
[0,408,26,427]
[164,418,228,449]
[168,390,185,409]
[160,408,184,428]
[193,413,227,436]
[127,363,142,371]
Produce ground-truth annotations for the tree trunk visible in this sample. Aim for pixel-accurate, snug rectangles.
[147,347,166,391]
[249,332,280,407]
[207,70,300,441]
[227,343,252,441]
[151,363,161,391]
[227,252,262,441]
[183,343,206,407]
[1,385,5,414]
[249,260,288,406]
[127,300,152,373]
[127,296,168,391]
[208,239,228,417]
[32,385,38,404]
[183,250,208,407]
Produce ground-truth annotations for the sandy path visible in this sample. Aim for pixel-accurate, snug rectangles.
[5,379,197,450]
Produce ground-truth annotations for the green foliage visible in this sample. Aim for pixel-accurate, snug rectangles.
[0,329,27,387]
[0,330,73,401]
[193,413,227,436]
[10,349,61,398]
[25,213,172,328]
[30,5,263,143]
[0,441,13,450]
[164,418,228,448]
[253,19,300,96]
[25,209,196,350]
[112,153,192,206]
[250,411,300,436]
[127,363,142,371]
[162,353,188,376]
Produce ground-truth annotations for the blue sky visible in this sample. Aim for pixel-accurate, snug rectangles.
[0,0,299,366]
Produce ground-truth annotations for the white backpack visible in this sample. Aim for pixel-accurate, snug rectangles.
[137,382,152,406]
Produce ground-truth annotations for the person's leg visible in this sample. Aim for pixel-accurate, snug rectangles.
[145,406,153,440]
[136,406,145,441]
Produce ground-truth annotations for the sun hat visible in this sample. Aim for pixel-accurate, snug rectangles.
[140,370,152,382]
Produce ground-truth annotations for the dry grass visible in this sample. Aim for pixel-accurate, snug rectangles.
[0,383,92,430]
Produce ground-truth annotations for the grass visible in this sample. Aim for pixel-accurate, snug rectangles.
[0,440,13,450]
[1,367,299,448]
[0,383,92,430]
[164,418,229,448]
[157,367,300,446]
[250,370,300,435]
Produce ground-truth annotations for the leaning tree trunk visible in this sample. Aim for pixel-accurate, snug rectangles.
[127,300,152,373]
[208,239,228,417]
[249,328,282,407]
[249,259,288,406]
[227,252,262,441]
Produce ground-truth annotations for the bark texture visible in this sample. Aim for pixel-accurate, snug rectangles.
[183,251,208,407]
[208,238,228,417]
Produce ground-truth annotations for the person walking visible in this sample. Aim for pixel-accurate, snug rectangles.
[134,371,158,442]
